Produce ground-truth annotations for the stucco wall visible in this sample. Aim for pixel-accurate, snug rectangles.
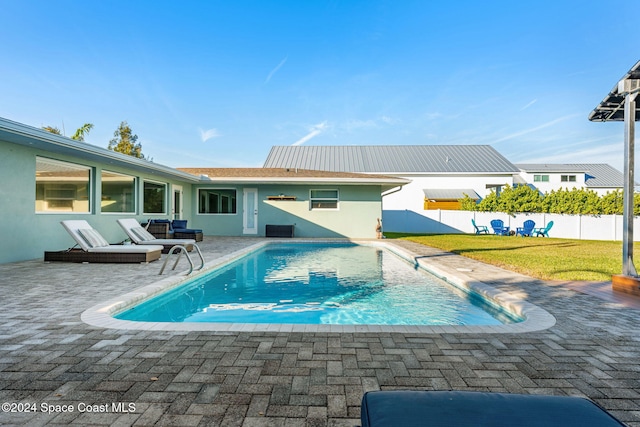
[1,138,386,263]
[0,140,195,263]
[518,171,586,194]
[191,184,382,238]
[382,174,515,212]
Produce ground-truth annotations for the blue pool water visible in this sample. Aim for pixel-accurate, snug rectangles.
[115,243,521,325]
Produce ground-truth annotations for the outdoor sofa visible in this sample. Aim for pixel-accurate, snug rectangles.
[144,219,203,241]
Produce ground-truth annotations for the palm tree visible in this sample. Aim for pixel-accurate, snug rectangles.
[42,123,94,141]
[71,123,94,141]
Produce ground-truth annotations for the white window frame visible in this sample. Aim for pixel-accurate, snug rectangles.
[35,157,92,214]
[309,189,339,210]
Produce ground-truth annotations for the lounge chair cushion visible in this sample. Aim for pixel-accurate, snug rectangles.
[130,226,156,242]
[360,391,626,427]
[87,245,163,253]
[78,228,110,248]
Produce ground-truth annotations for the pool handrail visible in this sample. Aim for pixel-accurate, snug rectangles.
[158,244,204,275]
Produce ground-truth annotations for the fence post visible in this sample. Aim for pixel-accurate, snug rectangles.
[578,214,582,240]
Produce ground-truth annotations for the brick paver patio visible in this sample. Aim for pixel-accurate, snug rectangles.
[1,237,639,426]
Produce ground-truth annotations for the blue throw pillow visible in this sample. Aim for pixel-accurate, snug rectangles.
[172,220,188,230]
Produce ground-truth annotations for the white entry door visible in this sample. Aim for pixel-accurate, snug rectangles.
[172,185,183,220]
[243,188,258,234]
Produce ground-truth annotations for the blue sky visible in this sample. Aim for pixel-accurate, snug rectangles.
[1,1,638,170]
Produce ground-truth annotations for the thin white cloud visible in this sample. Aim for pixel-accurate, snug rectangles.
[492,114,580,144]
[425,112,444,120]
[293,121,329,146]
[380,115,398,125]
[344,119,377,131]
[342,115,399,132]
[265,56,288,83]
[199,127,221,142]
[520,99,537,111]
[523,141,622,165]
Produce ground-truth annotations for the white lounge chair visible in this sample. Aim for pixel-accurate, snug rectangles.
[117,218,195,253]
[46,220,164,263]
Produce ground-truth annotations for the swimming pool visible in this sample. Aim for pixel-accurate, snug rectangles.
[114,243,521,326]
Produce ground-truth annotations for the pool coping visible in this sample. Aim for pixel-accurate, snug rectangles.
[81,240,556,333]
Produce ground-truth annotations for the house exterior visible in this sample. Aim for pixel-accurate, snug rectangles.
[0,117,407,264]
[263,145,520,231]
[515,163,625,196]
[178,167,408,239]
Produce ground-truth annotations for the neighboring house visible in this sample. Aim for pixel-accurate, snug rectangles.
[263,145,520,230]
[0,117,407,264]
[515,164,625,196]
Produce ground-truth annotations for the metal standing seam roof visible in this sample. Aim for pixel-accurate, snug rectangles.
[264,145,520,174]
[515,163,625,188]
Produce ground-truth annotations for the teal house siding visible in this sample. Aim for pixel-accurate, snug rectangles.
[190,184,383,238]
[0,139,198,263]
[0,117,407,264]
[0,140,42,263]
[258,185,381,238]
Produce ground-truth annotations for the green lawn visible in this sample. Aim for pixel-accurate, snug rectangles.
[385,233,635,281]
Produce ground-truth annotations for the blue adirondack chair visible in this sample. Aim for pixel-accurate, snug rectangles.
[533,221,554,237]
[490,219,510,236]
[471,219,489,234]
[516,220,536,237]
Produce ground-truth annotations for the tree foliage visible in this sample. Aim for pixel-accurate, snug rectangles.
[42,123,94,141]
[108,121,144,159]
[42,126,62,135]
[461,186,640,215]
[71,123,94,142]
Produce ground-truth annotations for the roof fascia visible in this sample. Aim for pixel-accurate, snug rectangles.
[197,176,411,186]
[0,117,200,183]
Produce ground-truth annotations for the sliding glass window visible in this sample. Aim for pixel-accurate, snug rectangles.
[143,180,166,214]
[101,170,136,213]
[35,157,91,213]
[198,189,237,214]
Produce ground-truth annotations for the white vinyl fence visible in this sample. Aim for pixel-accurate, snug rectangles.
[382,209,640,241]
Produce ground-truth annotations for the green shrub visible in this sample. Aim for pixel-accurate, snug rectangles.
[461,186,636,215]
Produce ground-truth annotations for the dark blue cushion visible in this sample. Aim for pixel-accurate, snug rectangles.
[172,220,188,230]
[361,391,625,427]
[174,228,203,233]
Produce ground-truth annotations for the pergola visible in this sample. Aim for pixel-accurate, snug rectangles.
[589,60,640,293]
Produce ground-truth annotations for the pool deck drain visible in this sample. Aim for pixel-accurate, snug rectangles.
[1,236,640,426]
